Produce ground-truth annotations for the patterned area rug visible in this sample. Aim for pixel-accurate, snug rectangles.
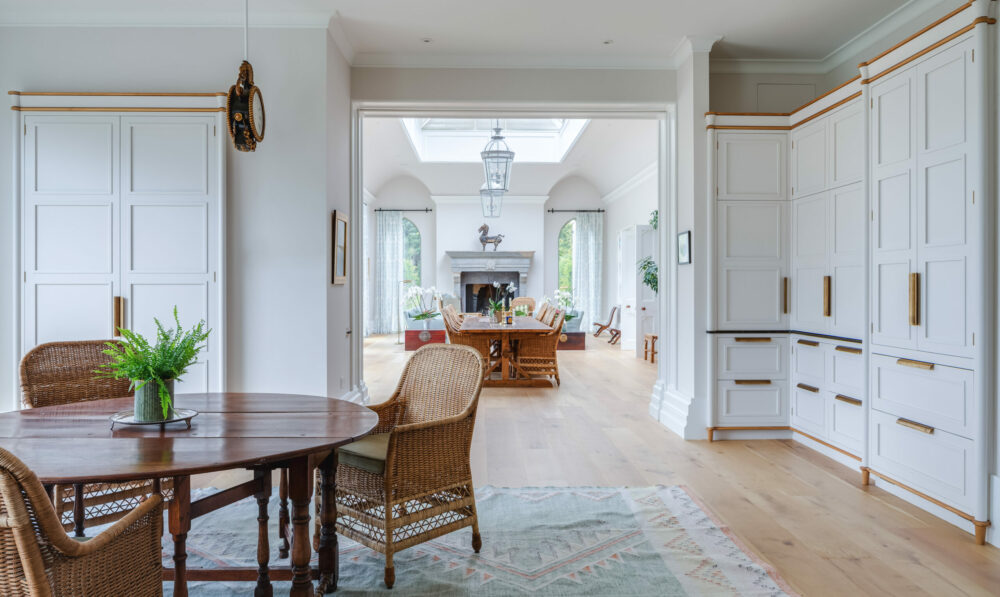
[162,486,797,596]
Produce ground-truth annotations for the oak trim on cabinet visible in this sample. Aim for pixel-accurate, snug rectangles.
[857,1,974,67]
[861,18,996,85]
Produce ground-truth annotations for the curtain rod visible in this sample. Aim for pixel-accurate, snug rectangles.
[374,208,433,212]
[546,209,606,213]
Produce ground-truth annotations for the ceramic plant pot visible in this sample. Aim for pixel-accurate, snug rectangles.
[133,379,174,422]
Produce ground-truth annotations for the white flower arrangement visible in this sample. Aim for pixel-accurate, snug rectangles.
[404,285,453,320]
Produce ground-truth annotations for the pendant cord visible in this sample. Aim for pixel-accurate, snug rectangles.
[243,0,248,62]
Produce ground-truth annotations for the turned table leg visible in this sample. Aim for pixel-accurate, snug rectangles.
[73,482,85,537]
[169,475,192,597]
[279,467,290,558]
[254,469,274,597]
[288,456,315,597]
[317,452,339,594]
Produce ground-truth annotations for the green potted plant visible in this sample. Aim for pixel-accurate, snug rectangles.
[96,308,210,422]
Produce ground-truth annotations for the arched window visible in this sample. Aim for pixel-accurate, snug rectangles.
[557,219,575,291]
[402,218,421,286]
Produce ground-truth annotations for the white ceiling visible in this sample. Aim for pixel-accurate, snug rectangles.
[0,0,946,69]
[363,118,658,198]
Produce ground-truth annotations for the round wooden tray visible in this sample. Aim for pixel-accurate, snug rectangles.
[109,408,199,430]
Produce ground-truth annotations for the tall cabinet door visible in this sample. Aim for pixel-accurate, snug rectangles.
[790,121,826,198]
[120,117,220,393]
[913,40,976,357]
[870,70,917,350]
[21,116,121,351]
[717,133,786,200]
[829,183,866,339]
[717,201,787,329]
[790,194,827,332]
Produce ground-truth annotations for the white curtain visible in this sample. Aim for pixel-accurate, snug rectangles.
[572,212,603,330]
[373,211,404,334]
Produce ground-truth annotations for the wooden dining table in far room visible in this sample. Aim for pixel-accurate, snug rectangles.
[460,315,553,387]
[0,393,378,597]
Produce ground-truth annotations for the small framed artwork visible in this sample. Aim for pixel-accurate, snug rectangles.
[677,231,692,265]
[333,211,349,285]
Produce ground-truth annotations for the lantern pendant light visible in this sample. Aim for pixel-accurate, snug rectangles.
[480,184,504,218]
[481,119,514,192]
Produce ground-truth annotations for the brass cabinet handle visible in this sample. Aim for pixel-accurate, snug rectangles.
[823,275,831,317]
[909,272,920,326]
[782,277,789,314]
[835,394,862,406]
[112,296,123,337]
[796,383,819,393]
[896,417,934,434]
[734,379,772,385]
[797,339,819,347]
[896,358,934,370]
[734,337,771,343]
[835,345,862,354]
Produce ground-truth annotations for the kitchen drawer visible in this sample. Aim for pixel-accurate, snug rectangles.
[869,409,975,512]
[716,380,787,425]
[717,336,787,380]
[871,354,973,439]
[790,381,825,436]
[792,337,825,381]
[829,390,864,454]
[830,343,864,392]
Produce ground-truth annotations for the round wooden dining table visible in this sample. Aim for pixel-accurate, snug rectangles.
[0,392,378,597]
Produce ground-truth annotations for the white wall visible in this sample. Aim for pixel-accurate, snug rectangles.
[542,177,604,299]
[602,174,658,317]
[0,26,341,403]
[433,198,546,300]
[709,73,826,113]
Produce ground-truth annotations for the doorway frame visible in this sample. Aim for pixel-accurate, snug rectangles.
[349,102,676,403]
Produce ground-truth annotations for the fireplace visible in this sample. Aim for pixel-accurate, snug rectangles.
[461,271,519,313]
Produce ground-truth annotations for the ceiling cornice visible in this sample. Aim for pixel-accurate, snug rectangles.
[0,8,333,28]
[710,0,947,74]
[327,12,355,64]
[602,162,657,205]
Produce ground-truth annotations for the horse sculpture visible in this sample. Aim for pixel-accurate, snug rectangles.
[478,224,504,251]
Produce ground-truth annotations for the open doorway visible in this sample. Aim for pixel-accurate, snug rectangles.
[358,113,666,398]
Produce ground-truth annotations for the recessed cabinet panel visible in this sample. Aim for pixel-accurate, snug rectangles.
[34,283,113,346]
[717,337,787,380]
[920,46,967,153]
[829,392,864,453]
[920,258,968,351]
[720,202,783,259]
[717,381,786,425]
[871,354,972,438]
[874,74,914,167]
[830,184,866,338]
[791,384,825,436]
[34,205,113,274]
[922,156,966,248]
[875,171,912,252]
[129,204,208,273]
[717,134,786,200]
[791,122,826,197]
[831,348,865,392]
[791,194,827,332]
[793,342,825,381]
[720,268,783,326]
[30,120,115,195]
[830,104,865,187]
[126,122,209,195]
[873,261,912,346]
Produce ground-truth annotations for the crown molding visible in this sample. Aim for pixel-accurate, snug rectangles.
[670,35,723,65]
[352,52,678,70]
[0,9,333,28]
[710,0,947,74]
[602,162,657,205]
[363,188,376,205]
[431,195,548,206]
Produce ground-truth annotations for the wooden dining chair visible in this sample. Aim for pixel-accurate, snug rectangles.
[593,306,618,337]
[534,302,551,322]
[334,344,485,588]
[516,310,565,385]
[0,446,164,596]
[510,296,535,315]
[19,341,171,536]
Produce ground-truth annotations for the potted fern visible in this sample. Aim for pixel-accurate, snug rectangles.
[96,308,210,423]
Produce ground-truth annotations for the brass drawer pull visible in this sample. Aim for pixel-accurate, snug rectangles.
[734,337,771,343]
[909,272,920,326]
[835,394,862,406]
[797,339,819,347]
[734,380,772,385]
[782,277,789,314]
[835,345,862,354]
[896,417,934,434]
[896,358,934,370]
[823,275,831,317]
[796,383,819,393]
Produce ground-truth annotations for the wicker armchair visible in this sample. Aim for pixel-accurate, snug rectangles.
[0,447,163,597]
[335,344,485,588]
[534,302,551,322]
[442,309,492,379]
[510,296,535,315]
[516,310,565,385]
[19,341,170,536]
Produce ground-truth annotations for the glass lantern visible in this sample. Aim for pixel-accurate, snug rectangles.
[481,125,514,192]
[480,185,503,218]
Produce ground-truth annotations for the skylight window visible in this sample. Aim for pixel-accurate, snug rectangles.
[401,118,588,163]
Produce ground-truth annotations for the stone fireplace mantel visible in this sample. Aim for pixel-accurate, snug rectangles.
[445,251,534,304]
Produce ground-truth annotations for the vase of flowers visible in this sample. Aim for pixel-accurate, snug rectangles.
[489,281,517,322]
[96,307,210,423]
[404,285,447,329]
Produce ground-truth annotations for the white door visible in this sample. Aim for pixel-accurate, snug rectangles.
[618,227,637,350]
[22,116,121,351]
[120,116,221,393]
[635,224,658,357]
[790,193,828,333]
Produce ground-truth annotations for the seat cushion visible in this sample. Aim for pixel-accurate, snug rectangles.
[337,433,390,475]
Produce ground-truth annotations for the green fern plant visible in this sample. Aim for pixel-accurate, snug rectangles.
[638,256,658,294]
[95,307,210,418]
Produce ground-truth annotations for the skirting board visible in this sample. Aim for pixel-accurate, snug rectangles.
[339,382,369,405]
[990,474,1000,547]
[650,382,709,440]
[867,474,979,540]
[791,431,860,470]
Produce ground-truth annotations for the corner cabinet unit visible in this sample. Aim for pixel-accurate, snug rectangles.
[11,92,227,402]
[705,0,996,545]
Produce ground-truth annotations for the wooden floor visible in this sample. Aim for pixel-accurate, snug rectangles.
[363,333,1000,597]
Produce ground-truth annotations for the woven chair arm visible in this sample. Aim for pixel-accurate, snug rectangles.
[386,416,477,498]
[369,397,404,434]
[49,494,163,558]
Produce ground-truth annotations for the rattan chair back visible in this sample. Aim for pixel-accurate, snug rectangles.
[395,344,483,426]
[20,341,132,409]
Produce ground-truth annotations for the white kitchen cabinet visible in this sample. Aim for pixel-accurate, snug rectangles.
[717,133,786,200]
[790,121,826,198]
[790,194,827,332]
[716,380,787,426]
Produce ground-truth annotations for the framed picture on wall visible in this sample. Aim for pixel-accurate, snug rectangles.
[333,211,349,285]
[677,231,692,265]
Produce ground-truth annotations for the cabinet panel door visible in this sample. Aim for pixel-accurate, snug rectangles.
[871,353,973,439]
[790,194,827,332]
[829,390,864,454]
[717,381,787,425]
[829,102,865,187]
[872,71,915,168]
[717,134,786,200]
[719,267,784,328]
[918,40,969,154]
[871,167,915,349]
[716,337,787,380]
[717,201,786,329]
[719,202,783,260]
[791,122,826,198]
[829,183,867,339]
[790,383,825,436]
